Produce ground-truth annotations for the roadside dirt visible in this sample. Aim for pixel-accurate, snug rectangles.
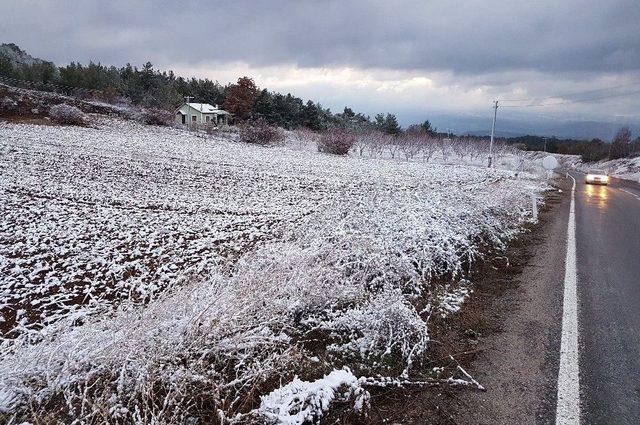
[336,177,571,424]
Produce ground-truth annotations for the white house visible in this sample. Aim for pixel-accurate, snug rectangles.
[175,103,231,126]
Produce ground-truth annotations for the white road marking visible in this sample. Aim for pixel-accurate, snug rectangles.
[620,188,640,201]
[556,174,580,425]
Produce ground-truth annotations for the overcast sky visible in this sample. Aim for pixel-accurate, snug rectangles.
[3,0,640,130]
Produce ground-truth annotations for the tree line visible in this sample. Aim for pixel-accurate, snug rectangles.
[0,44,412,133]
[520,130,639,162]
[569,127,640,162]
[466,129,640,163]
[4,43,635,161]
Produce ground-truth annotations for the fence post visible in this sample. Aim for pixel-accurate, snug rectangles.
[531,193,538,222]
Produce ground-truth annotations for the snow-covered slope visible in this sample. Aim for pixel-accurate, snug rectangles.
[0,43,51,68]
[582,156,640,182]
[0,117,548,422]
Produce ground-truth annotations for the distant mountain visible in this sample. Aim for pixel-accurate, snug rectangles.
[0,43,51,67]
[411,111,640,141]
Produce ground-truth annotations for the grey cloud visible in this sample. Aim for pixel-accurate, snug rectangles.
[2,0,639,75]
[2,0,640,131]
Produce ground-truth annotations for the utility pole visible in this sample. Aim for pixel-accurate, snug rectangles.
[543,136,548,152]
[488,100,498,168]
[184,95,193,104]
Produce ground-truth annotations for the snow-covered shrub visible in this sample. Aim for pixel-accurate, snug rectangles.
[238,118,285,146]
[317,128,356,155]
[1,96,18,112]
[137,108,173,126]
[318,289,429,368]
[249,368,370,423]
[48,103,87,125]
[289,127,320,150]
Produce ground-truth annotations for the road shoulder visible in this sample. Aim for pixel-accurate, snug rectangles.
[449,178,570,425]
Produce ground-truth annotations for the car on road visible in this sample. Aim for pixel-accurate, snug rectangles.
[585,169,609,185]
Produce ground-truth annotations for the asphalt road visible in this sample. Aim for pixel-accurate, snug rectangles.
[449,173,640,425]
[571,172,640,424]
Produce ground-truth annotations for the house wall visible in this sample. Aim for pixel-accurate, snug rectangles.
[204,113,218,124]
[175,105,230,126]
[175,104,203,124]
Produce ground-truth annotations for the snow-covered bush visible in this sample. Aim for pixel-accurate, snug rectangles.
[1,96,18,112]
[289,127,320,150]
[137,108,173,126]
[48,103,87,125]
[317,128,356,155]
[238,118,285,146]
[248,368,370,423]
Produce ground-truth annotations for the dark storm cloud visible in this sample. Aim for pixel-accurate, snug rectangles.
[2,0,639,75]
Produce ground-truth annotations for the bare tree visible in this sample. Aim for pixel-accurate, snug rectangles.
[450,137,466,161]
[354,129,375,157]
[386,135,401,159]
[399,134,423,160]
[367,131,386,157]
[610,127,632,159]
[238,118,285,146]
[291,127,319,150]
[421,136,438,162]
[439,138,451,163]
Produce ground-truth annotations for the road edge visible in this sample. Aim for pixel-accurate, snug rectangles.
[556,174,580,425]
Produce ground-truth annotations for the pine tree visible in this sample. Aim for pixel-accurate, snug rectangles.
[376,113,401,135]
[421,120,435,135]
[300,101,324,131]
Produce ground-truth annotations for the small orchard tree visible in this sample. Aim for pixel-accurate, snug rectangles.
[367,131,386,157]
[385,136,401,159]
[421,136,438,162]
[399,134,423,160]
[291,127,319,149]
[439,137,451,162]
[353,129,382,157]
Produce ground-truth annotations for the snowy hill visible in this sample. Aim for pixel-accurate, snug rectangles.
[0,43,52,68]
[580,156,640,182]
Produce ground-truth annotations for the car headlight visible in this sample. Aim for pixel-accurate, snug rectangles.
[586,174,595,180]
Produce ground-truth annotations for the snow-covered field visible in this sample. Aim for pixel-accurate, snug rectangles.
[0,117,547,423]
